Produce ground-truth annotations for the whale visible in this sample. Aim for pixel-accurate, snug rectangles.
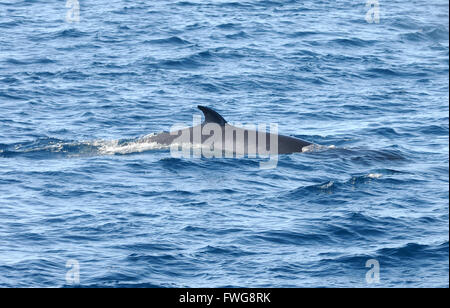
[146,106,313,157]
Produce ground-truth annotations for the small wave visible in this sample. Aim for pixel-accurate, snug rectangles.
[317,241,448,269]
[0,76,20,84]
[216,1,253,8]
[376,241,449,266]
[0,20,23,28]
[288,31,319,38]
[253,230,332,246]
[330,38,376,47]
[285,181,337,197]
[225,31,249,39]
[365,67,401,77]
[30,28,89,42]
[152,55,204,70]
[58,28,88,38]
[216,22,240,30]
[400,27,449,42]
[368,127,404,137]
[176,1,198,7]
[3,57,56,65]
[197,245,256,257]
[284,172,386,198]
[56,70,89,80]
[151,48,255,71]
[389,17,420,30]
[345,148,408,164]
[418,124,449,136]
[144,36,192,45]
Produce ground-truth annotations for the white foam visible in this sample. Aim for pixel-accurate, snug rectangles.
[302,144,335,152]
[320,181,334,189]
[367,173,383,179]
[95,137,166,155]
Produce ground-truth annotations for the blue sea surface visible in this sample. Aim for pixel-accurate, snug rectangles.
[0,0,448,287]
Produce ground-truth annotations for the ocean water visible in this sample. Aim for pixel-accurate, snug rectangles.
[0,0,448,288]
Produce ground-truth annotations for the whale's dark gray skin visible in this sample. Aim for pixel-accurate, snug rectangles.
[146,106,313,155]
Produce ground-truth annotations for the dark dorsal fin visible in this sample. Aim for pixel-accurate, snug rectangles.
[197,105,227,126]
